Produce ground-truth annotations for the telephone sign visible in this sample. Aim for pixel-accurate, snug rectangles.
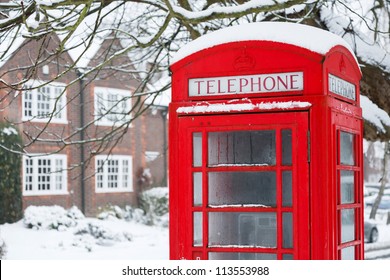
[189,72,303,96]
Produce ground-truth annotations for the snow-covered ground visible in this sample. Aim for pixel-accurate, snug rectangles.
[1,205,390,260]
[0,206,169,260]
[0,219,168,260]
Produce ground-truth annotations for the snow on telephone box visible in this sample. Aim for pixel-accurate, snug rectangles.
[169,22,363,260]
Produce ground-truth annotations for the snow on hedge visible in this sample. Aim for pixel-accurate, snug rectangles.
[95,187,169,227]
[138,187,169,227]
[23,205,84,231]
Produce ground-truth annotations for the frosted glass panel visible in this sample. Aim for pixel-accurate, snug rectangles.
[209,252,277,260]
[341,170,354,204]
[193,133,202,167]
[193,173,202,206]
[283,212,293,248]
[282,254,293,260]
[193,212,202,247]
[341,246,355,260]
[341,209,355,243]
[208,212,276,247]
[209,172,276,206]
[340,132,354,166]
[282,171,292,207]
[282,129,292,166]
[208,130,276,166]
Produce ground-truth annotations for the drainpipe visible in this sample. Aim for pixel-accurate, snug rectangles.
[152,104,168,186]
[76,70,86,214]
[161,106,168,187]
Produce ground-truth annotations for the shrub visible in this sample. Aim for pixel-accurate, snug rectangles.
[138,187,168,226]
[74,222,132,246]
[0,124,23,224]
[23,205,84,230]
[97,205,126,220]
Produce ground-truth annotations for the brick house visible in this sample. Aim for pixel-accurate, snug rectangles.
[0,32,168,216]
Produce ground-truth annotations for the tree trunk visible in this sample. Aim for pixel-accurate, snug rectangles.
[370,141,390,219]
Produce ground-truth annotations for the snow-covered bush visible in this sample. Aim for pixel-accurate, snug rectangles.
[139,187,169,227]
[23,205,84,230]
[67,206,85,220]
[96,187,169,227]
[130,208,150,224]
[97,205,152,225]
[0,123,23,224]
[74,222,132,246]
[97,205,127,220]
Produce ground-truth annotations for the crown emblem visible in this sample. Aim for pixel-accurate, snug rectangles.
[339,55,346,74]
[234,48,255,71]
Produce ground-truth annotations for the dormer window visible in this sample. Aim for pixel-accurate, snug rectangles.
[94,86,132,126]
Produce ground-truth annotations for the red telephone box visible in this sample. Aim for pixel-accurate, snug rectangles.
[169,22,363,260]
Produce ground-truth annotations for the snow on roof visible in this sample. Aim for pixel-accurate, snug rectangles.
[361,95,390,133]
[171,22,357,64]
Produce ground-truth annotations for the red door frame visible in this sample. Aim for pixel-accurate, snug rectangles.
[333,111,364,259]
[171,111,309,260]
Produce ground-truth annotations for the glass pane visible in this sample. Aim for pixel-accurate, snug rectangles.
[193,172,202,206]
[282,254,294,260]
[341,209,355,243]
[209,172,276,207]
[283,212,293,248]
[208,212,276,247]
[340,132,354,166]
[193,212,203,247]
[209,252,277,260]
[282,171,293,207]
[341,170,354,204]
[193,132,202,167]
[282,129,292,165]
[208,130,276,166]
[341,246,355,260]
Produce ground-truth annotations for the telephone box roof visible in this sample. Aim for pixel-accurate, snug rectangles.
[171,22,358,65]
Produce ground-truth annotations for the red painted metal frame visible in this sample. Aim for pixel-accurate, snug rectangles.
[173,112,309,260]
[169,40,363,260]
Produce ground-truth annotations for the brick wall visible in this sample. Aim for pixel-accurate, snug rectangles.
[0,33,168,216]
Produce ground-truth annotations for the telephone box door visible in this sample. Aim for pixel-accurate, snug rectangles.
[175,111,310,260]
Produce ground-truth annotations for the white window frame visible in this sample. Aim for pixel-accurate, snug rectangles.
[23,154,68,196]
[95,155,133,193]
[94,86,132,126]
[22,80,67,123]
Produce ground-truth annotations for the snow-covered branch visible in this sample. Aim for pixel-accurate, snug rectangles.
[165,0,309,23]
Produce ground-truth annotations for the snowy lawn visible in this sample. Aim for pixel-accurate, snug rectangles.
[0,218,168,260]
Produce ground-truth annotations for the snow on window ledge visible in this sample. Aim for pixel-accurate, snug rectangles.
[23,191,69,197]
